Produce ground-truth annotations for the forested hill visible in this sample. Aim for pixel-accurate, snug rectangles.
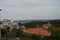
[23,20,60,28]
[50,20,60,27]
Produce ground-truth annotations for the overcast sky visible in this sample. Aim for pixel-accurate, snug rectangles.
[0,0,60,20]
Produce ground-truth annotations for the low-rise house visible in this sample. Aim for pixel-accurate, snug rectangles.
[1,19,15,31]
[0,25,3,29]
[23,28,51,37]
[42,22,51,29]
[13,21,19,29]
[23,23,51,37]
[2,19,11,28]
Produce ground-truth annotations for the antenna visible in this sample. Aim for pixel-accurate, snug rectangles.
[0,9,2,21]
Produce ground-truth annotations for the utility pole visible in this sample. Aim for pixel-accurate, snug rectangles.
[0,9,2,38]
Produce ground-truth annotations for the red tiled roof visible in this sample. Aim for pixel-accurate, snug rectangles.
[23,28,51,36]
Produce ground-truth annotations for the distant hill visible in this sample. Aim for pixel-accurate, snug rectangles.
[14,19,60,28]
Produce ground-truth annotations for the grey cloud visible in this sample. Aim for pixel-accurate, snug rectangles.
[0,0,60,7]
[0,0,60,20]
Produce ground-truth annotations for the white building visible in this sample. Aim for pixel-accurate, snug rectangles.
[42,22,51,29]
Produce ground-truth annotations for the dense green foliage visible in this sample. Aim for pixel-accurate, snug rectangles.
[0,21,2,24]
[1,26,60,40]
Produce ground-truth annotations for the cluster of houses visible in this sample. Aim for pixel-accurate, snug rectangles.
[0,19,51,37]
[0,19,25,30]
